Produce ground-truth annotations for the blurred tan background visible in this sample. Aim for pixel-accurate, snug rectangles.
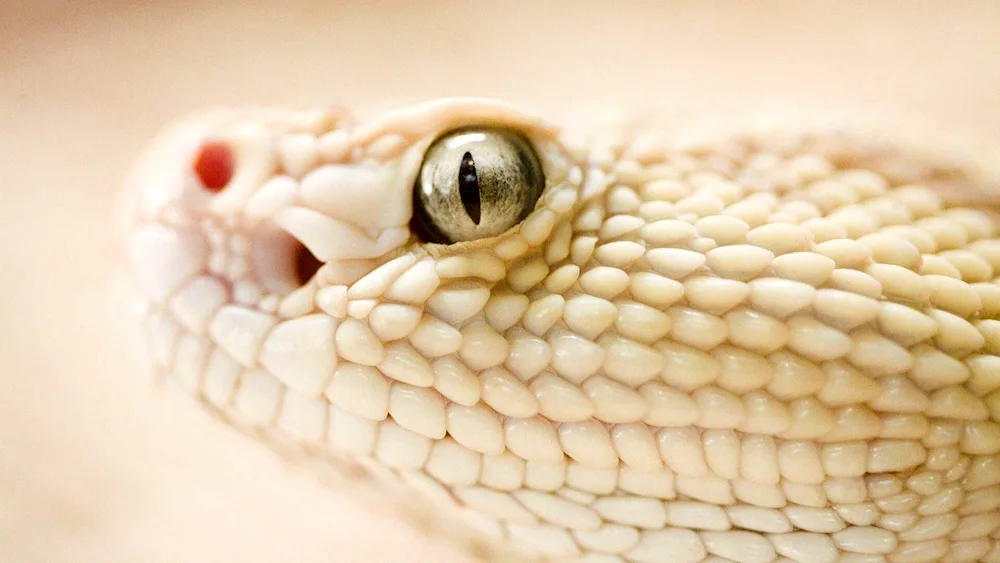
[1,2,999,562]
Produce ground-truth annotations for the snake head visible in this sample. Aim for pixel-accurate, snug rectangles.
[121,98,589,462]
[122,99,1000,562]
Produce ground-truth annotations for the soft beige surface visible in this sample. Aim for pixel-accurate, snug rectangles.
[2,2,999,562]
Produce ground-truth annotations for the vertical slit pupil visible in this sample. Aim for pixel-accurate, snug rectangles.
[458,151,481,225]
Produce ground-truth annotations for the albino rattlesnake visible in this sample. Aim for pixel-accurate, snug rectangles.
[121,98,1000,562]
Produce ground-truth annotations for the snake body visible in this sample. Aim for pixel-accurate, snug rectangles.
[123,99,1000,562]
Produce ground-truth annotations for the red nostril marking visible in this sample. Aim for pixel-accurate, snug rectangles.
[193,141,234,192]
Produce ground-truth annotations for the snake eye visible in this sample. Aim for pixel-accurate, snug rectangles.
[412,127,544,244]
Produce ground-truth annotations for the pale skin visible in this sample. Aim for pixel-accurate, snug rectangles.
[121,98,1000,562]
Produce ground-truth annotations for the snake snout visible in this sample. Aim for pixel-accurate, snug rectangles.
[127,223,211,304]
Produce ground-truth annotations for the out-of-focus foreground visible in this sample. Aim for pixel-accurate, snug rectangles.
[1,2,999,562]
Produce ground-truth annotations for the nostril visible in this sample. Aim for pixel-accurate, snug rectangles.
[194,141,234,192]
[294,241,323,285]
